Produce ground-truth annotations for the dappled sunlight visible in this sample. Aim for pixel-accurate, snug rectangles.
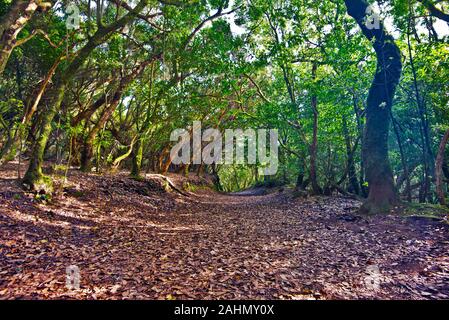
[0,166,448,299]
[1,0,449,303]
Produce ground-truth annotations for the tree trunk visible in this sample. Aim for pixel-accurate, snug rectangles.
[80,103,117,172]
[443,157,449,180]
[309,62,322,195]
[23,82,65,191]
[391,112,412,202]
[296,171,304,189]
[435,129,449,206]
[211,164,222,191]
[352,91,368,196]
[197,163,204,177]
[161,156,172,175]
[80,136,95,172]
[0,0,51,74]
[418,0,449,23]
[131,138,143,177]
[407,13,434,203]
[342,115,360,195]
[23,0,149,190]
[80,61,154,172]
[344,0,403,214]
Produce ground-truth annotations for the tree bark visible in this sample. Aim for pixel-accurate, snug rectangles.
[23,0,149,189]
[131,62,156,178]
[391,112,412,202]
[435,129,449,206]
[0,0,51,75]
[352,91,368,196]
[309,62,322,195]
[344,0,403,214]
[418,0,449,23]
[80,92,122,172]
[342,115,360,195]
[159,147,172,175]
[131,138,143,177]
[407,12,434,203]
[80,59,153,171]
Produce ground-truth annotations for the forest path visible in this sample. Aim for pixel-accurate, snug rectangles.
[0,164,448,300]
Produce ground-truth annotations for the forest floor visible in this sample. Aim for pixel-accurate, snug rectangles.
[0,162,449,300]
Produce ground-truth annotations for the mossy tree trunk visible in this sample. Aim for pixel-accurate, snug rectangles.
[435,129,449,206]
[342,115,360,195]
[344,0,403,214]
[418,0,449,23]
[0,0,52,75]
[309,62,322,195]
[131,138,143,177]
[23,83,64,191]
[79,59,154,172]
[80,96,121,172]
[23,0,149,190]
[130,61,158,178]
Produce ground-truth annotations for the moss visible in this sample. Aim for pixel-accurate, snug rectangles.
[130,174,145,182]
[53,164,69,173]
[357,200,449,221]
[4,147,16,161]
[72,190,85,198]
[183,182,196,192]
[163,180,171,192]
[34,192,52,203]
[292,189,308,199]
[400,202,449,220]
[359,200,393,215]
[131,139,143,177]
[13,193,22,200]
[182,181,213,192]
[35,175,54,194]
[23,170,54,195]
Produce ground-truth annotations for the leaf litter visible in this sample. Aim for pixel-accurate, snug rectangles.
[0,163,448,300]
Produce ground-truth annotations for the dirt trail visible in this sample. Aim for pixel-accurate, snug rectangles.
[0,164,448,300]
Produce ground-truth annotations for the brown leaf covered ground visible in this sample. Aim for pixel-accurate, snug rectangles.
[0,163,448,300]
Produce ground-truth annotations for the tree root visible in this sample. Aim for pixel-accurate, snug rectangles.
[145,174,190,197]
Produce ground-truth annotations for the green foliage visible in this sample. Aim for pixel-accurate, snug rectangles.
[0,0,448,205]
